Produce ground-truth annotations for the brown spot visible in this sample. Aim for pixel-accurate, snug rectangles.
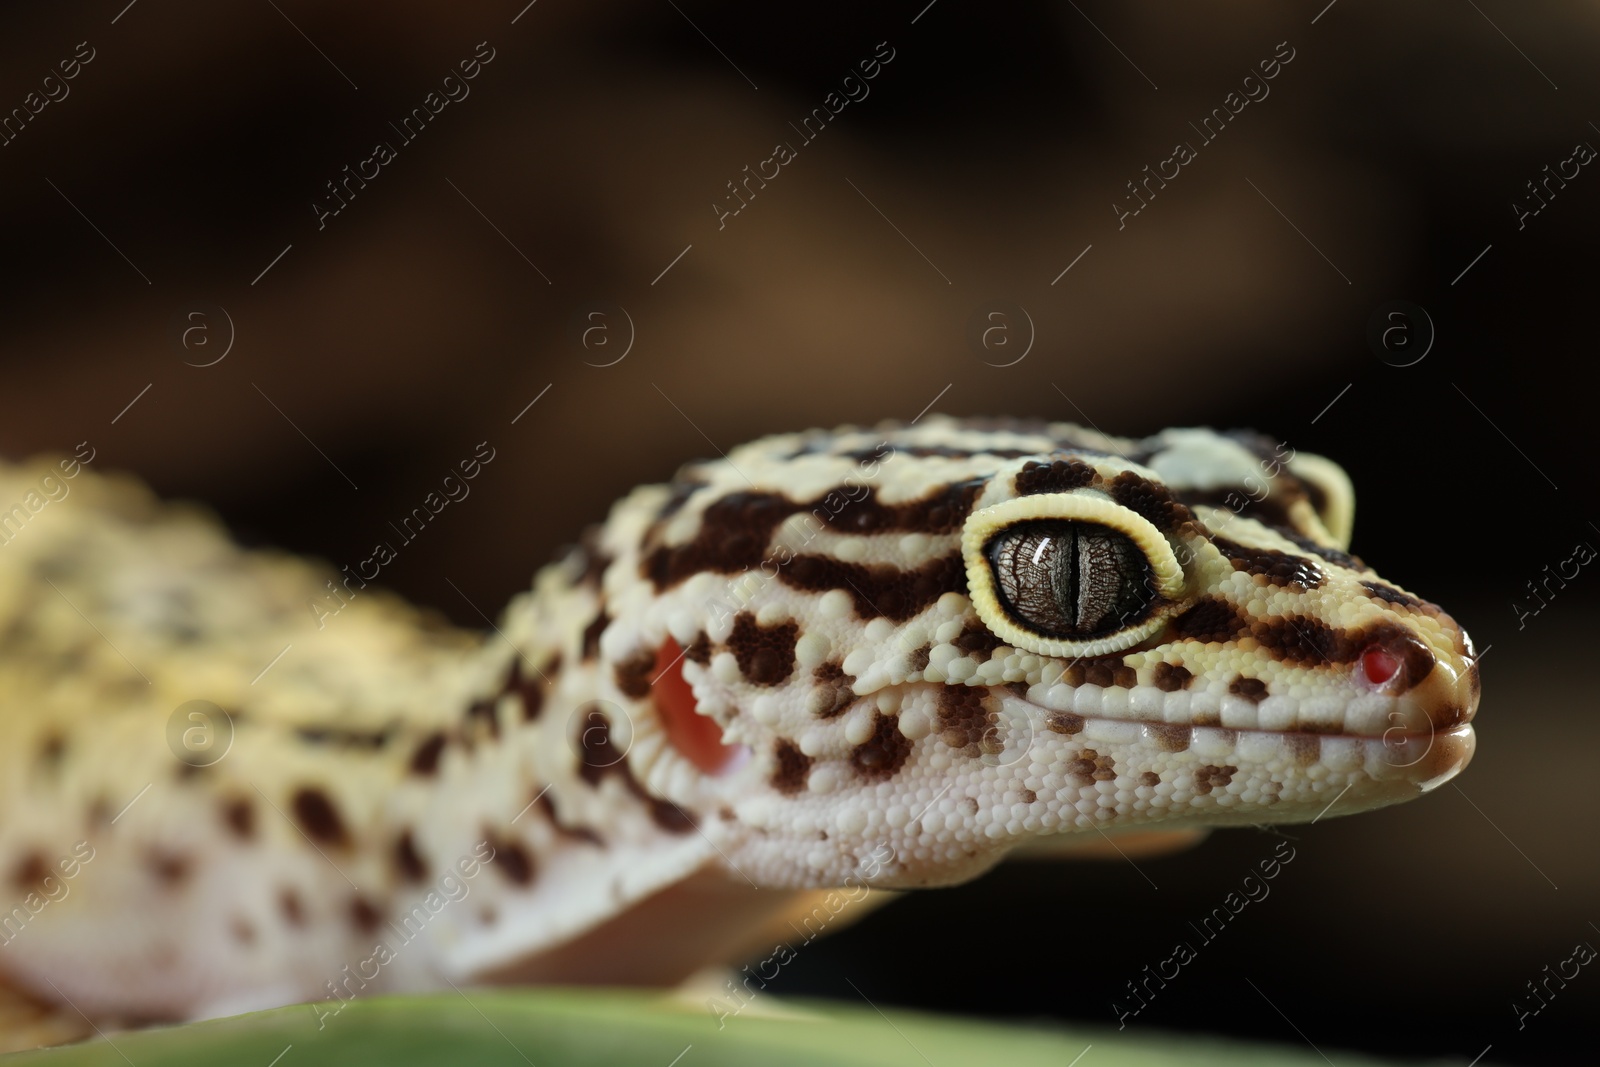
[954,625,1003,657]
[1018,788,1038,804]
[960,796,980,816]
[290,787,348,847]
[907,644,931,673]
[1084,662,1112,687]
[575,704,696,835]
[506,658,545,721]
[811,662,857,719]
[580,610,609,660]
[614,646,657,699]
[683,632,712,665]
[1228,676,1269,704]
[464,699,499,740]
[850,713,913,780]
[1153,662,1193,692]
[1193,709,1222,727]
[639,479,979,591]
[1061,662,1085,686]
[222,796,255,840]
[487,835,535,887]
[1362,581,1421,609]
[1046,711,1085,735]
[480,906,498,925]
[410,733,448,776]
[147,850,190,886]
[780,553,966,621]
[1279,530,1367,573]
[350,896,382,934]
[937,687,996,756]
[1170,599,1248,644]
[1015,457,1099,495]
[1194,764,1238,795]
[231,918,256,946]
[294,726,392,749]
[1107,470,1196,533]
[1286,735,1321,767]
[1139,771,1161,788]
[772,740,812,795]
[1212,536,1325,590]
[11,853,49,891]
[1067,747,1117,783]
[536,792,605,847]
[395,830,427,883]
[279,888,306,927]
[1249,616,1350,666]
[37,733,65,767]
[1175,487,1298,531]
[574,527,611,588]
[728,613,800,686]
[1147,723,1191,752]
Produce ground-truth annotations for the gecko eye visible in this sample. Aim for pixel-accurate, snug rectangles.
[985,521,1154,639]
[961,487,1190,658]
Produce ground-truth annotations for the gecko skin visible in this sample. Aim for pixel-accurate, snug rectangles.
[0,418,1478,1030]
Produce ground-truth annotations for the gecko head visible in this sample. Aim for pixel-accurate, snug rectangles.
[591,418,1479,889]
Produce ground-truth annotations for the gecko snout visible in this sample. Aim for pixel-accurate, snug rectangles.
[1360,618,1480,735]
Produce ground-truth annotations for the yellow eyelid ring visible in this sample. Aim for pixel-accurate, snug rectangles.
[961,491,1188,658]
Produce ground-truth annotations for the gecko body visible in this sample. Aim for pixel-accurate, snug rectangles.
[0,418,1478,1031]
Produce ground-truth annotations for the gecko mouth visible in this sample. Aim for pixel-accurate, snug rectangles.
[989,690,1476,792]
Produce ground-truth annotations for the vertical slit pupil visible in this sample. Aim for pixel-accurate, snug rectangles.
[986,519,1153,639]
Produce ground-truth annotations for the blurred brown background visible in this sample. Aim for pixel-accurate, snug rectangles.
[1,2,1596,1063]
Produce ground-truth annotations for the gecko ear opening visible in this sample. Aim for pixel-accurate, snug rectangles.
[653,639,743,774]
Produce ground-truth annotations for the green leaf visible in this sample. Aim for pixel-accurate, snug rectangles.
[0,988,1462,1067]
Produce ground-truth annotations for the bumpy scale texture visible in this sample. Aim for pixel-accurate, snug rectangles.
[0,418,1479,1032]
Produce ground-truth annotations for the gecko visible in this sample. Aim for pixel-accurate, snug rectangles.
[0,416,1478,1042]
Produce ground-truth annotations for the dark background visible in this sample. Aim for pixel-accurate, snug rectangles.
[1,2,1595,1063]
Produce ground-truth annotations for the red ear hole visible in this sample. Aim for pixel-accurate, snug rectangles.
[653,639,742,774]
[1361,646,1402,686]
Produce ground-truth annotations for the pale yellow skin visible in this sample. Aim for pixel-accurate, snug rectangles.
[0,419,1478,1044]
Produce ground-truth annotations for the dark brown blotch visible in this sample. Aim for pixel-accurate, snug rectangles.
[395,830,427,883]
[1211,536,1325,590]
[1152,662,1193,692]
[350,896,382,934]
[953,625,1003,658]
[936,687,996,756]
[1046,711,1085,735]
[850,713,913,780]
[1147,723,1191,752]
[279,887,307,927]
[1066,747,1117,784]
[487,835,536,887]
[1228,676,1269,704]
[581,610,610,661]
[1193,764,1238,795]
[1169,599,1248,644]
[146,850,191,886]
[1108,470,1196,533]
[771,739,812,795]
[614,646,657,699]
[222,796,255,840]
[1014,458,1098,495]
[290,787,348,847]
[811,662,856,719]
[780,553,965,622]
[1362,581,1421,609]
[1139,771,1161,788]
[11,852,49,891]
[727,612,800,687]
[410,733,448,776]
